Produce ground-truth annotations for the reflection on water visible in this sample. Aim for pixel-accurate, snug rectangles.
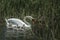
[2,28,34,40]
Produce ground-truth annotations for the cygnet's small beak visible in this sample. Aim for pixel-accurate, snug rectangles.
[32,18,36,24]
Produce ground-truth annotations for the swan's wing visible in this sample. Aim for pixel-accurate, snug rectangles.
[8,18,28,27]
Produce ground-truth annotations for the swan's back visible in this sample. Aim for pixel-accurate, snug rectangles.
[8,18,30,27]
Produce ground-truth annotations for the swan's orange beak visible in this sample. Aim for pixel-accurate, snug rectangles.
[32,19,36,24]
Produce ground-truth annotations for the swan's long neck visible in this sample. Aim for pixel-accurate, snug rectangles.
[23,16,31,26]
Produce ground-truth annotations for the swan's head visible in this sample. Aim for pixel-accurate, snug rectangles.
[25,16,36,24]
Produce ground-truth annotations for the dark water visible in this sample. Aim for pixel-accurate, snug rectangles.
[0,27,36,40]
[0,26,6,40]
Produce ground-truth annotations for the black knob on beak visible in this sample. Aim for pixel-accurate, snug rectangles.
[32,19,36,24]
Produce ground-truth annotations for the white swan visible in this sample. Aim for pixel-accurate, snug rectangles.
[5,16,35,30]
